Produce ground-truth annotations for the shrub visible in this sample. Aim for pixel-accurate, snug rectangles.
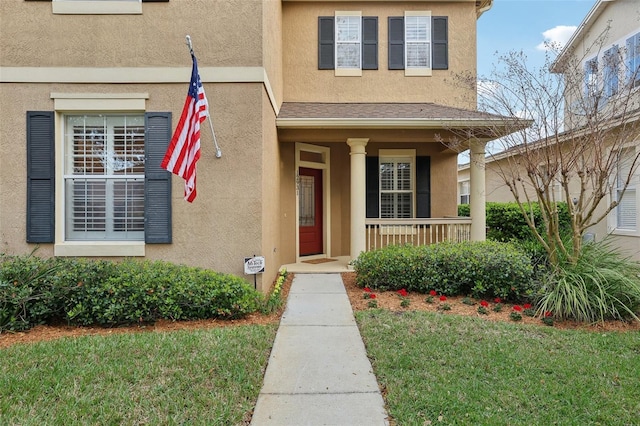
[0,253,62,331]
[353,241,534,301]
[536,241,640,322]
[1,255,262,331]
[458,202,571,242]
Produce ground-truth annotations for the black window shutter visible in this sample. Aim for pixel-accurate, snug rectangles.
[144,112,172,243]
[432,16,448,70]
[318,17,335,70]
[362,17,378,70]
[388,17,405,70]
[26,111,55,243]
[366,156,379,218]
[416,156,431,218]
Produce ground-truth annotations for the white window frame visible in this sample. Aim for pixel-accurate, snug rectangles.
[52,0,142,15]
[379,149,416,219]
[334,11,362,76]
[584,56,599,99]
[52,93,148,257]
[458,180,470,205]
[612,146,639,235]
[603,45,620,99]
[626,32,640,88]
[404,11,431,76]
[404,11,432,77]
[63,114,146,242]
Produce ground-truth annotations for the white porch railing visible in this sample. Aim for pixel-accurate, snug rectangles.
[365,217,472,251]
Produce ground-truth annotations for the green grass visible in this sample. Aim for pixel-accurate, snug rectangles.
[0,324,277,425]
[356,310,640,426]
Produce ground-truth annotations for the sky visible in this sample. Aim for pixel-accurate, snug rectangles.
[457,0,597,162]
[477,0,597,77]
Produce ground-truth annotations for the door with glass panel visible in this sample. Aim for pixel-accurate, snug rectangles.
[298,167,323,255]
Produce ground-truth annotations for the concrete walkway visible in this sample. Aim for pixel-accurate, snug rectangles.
[250,273,389,426]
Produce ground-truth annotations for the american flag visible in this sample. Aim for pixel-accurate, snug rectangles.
[161,54,209,202]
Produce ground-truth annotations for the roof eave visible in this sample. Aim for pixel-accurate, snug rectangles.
[276,117,520,130]
[551,0,613,73]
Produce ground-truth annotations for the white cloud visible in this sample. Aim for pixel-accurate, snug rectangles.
[536,25,577,51]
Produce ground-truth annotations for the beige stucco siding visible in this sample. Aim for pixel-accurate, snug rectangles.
[0,81,268,280]
[260,91,282,291]
[0,0,265,67]
[282,1,477,106]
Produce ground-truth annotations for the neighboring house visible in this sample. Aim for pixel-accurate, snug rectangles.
[458,0,640,259]
[1,0,513,291]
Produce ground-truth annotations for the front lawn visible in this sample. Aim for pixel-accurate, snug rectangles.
[0,324,277,425]
[356,309,640,425]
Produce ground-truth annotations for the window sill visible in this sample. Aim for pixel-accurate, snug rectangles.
[53,1,142,15]
[405,68,432,77]
[55,241,145,257]
[611,229,640,238]
[335,68,362,77]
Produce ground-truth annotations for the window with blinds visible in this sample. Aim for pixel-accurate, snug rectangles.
[626,32,640,87]
[64,115,145,240]
[616,147,637,230]
[459,180,470,204]
[380,157,414,218]
[405,15,430,68]
[335,15,361,69]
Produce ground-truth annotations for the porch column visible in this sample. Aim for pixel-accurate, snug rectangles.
[469,139,487,241]
[347,138,369,259]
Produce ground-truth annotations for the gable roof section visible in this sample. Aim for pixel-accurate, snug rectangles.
[551,0,613,72]
[277,102,519,131]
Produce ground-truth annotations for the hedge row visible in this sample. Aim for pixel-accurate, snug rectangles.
[458,202,571,242]
[352,241,535,302]
[0,255,262,332]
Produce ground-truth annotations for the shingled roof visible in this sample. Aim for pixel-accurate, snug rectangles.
[277,102,516,129]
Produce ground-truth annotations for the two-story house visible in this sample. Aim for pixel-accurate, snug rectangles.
[458,0,640,258]
[1,0,513,291]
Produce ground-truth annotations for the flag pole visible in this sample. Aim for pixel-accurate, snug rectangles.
[185,35,222,158]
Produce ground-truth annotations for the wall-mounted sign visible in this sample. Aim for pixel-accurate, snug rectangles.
[244,256,265,275]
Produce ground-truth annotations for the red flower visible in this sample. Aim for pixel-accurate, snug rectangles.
[429,290,437,296]
[523,303,532,310]
[363,287,372,293]
[439,295,447,301]
[544,311,553,317]
[369,294,377,299]
[513,305,522,312]
[397,288,408,297]
[494,297,502,304]
[480,300,489,307]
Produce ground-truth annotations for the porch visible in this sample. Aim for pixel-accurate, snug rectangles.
[283,217,472,273]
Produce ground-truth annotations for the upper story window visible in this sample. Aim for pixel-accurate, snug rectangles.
[336,15,361,69]
[603,45,620,99]
[626,32,640,88]
[389,13,448,76]
[584,57,599,99]
[37,0,167,15]
[318,13,378,76]
[53,0,141,14]
[405,15,431,69]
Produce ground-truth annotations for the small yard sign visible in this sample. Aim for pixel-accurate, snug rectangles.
[244,256,265,275]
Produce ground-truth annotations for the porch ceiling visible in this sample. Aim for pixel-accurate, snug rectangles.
[276,102,526,147]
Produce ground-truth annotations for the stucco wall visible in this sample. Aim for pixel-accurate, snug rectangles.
[282,1,477,106]
[260,92,282,291]
[0,80,267,280]
[0,0,264,67]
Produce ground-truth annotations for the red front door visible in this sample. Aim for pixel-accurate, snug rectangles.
[299,167,323,256]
